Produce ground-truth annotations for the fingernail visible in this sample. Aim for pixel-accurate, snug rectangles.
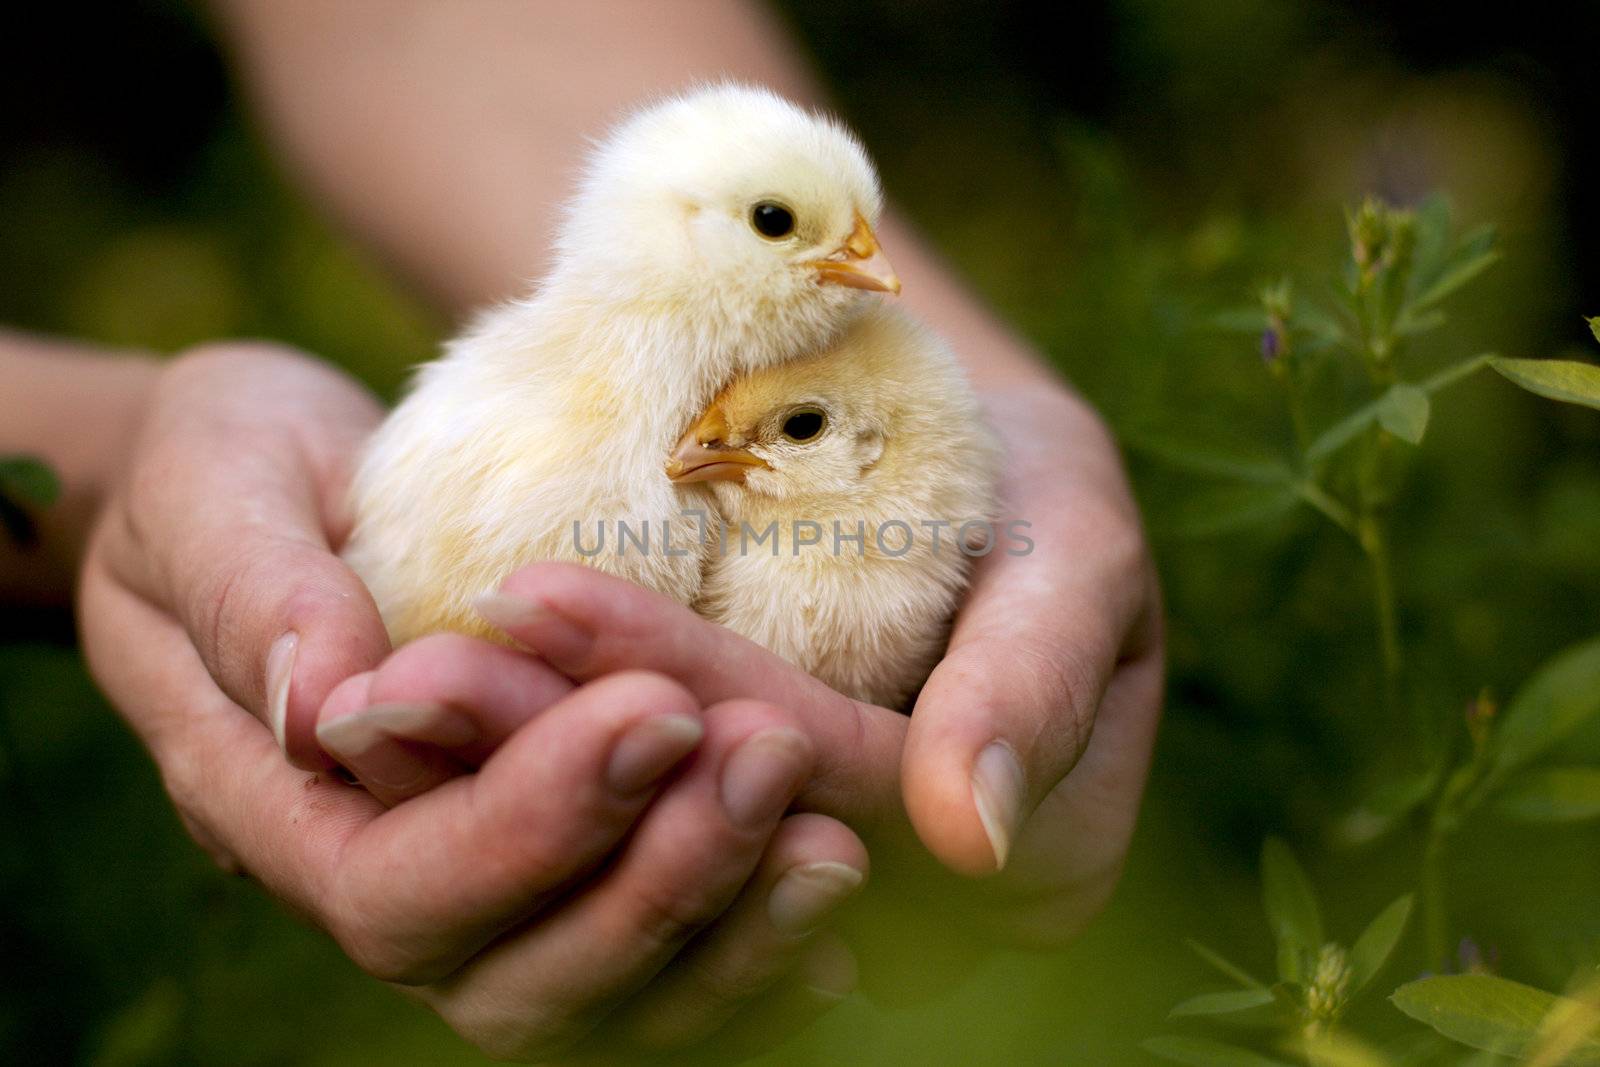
[768,861,865,938]
[316,702,458,794]
[315,703,451,796]
[265,632,299,751]
[607,714,704,793]
[473,591,592,661]
[720,728,810,828]
[319,702,479,751]
[972,740,1026,870]
[800,938,859,1001]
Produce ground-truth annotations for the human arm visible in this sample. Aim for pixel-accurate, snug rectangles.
[210,0,1164,880]
[0,331,158,607]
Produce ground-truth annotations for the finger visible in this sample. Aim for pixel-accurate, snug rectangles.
[107,344,391,768]
[608,813,867,1051]
[477,562,909,832]
[570,934,859,1066]
[79,544,385,912]
[327,670,706,982]
[316,670,471,807]
[904,390,1158,875]
[985,640,1164,946]
[671,934,860,1064]
[315,634,576,804]
[86,544,713,994]
[423,699,815,1062]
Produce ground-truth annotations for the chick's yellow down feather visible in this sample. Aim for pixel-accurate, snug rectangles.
[341,84,900,644]
[668,305,997,709]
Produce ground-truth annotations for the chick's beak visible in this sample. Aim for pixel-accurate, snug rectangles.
[666,406,770,484]
[809,213,901,295]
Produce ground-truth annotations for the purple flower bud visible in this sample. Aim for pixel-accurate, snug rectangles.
[1260,327,1281,365]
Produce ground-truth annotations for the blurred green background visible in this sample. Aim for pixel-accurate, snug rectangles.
[3,1,1599,1063]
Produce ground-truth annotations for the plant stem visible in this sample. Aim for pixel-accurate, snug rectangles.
[1359,514,1402,693]
[1284,360,1313,459]
[1297,482,1358,539]
[1420,818,1451,970]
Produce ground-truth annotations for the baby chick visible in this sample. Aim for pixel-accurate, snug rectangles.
[667,306,995,709]
[342,84,901,644]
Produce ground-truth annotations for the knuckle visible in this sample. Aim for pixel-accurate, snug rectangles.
[325,903,446,986]
[154,758,244,875]
[167,339,301,382]
[194,558,250,672]
[627,876,726,957]
[703,697,800,738]
[1010,636,1098,756]
[625,966,755,1049]
[597,670,698,717]
[189,543,283,676]
[192,546,325,682]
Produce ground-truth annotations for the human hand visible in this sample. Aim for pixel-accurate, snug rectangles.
[447,381,1163,956]
[78,343,870,1059]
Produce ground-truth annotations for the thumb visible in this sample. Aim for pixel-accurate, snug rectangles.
[901,545,1149,877]
[205,534,390,769]
[105,344,391,768]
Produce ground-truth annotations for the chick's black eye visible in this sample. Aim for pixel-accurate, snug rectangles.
[751,201,795,239]
[781,408,827,442]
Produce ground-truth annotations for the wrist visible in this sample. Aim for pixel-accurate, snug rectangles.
[0,331,162,606]
[881,211,1060,391]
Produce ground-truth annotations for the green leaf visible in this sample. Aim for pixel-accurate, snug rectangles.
[1411,249,1499,312]
[1490,357,1600,411]
[1170,988,1278,1018]
[1128,433,1295,485]
[1305,399,1383,463]
[1142,1036,1297,1067]
[1260,838,1322,983]
[1409,194,1452,292]
[1421,352,1496,391]
[1589,316,1600,345]
[1302,1031,1396,1067]
[1488,635,1600,786]
[0,455,61,507]
[1395,307,1447,337]
[1391,974,1600,1064]
[1450,223,1497,270]
[1169,483,1302,539]
[1305,354,1493,463]
[1308,383,1425,461]
[1377,383,1430,444]
[1186,940,1266,989]
[1291,301,1349,347]
[1334,767,1440,846]
[1491,767,1600,823]
[1347,894,1413,994]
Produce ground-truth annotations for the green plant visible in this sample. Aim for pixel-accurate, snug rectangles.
[1142,197,1600,1066]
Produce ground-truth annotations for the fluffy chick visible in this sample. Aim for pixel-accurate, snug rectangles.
[342,84,901,643]
[667,305,995,709]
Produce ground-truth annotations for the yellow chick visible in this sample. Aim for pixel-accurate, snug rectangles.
[342,84,901,644]
[666,306,996,709]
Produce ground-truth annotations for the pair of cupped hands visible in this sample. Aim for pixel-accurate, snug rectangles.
[78,341,1162,1062]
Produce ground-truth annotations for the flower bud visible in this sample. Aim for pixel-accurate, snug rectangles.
[1304,943,1352,1023]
